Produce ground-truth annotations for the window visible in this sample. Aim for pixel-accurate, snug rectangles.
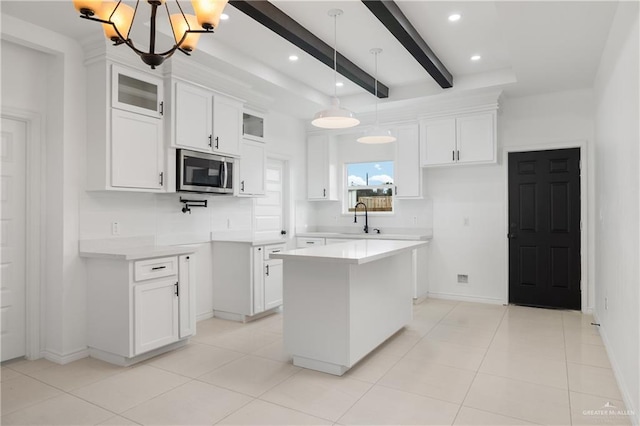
[346,161,394,213]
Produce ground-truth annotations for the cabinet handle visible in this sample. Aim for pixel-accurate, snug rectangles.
[457,150,460,161]
[208,135,212,147]
[159,172,164,186]
[323,188,326,198]
[395,186,398,195]
[151,266,166,271]
[266,264,270,276]
[241,181,245,192]
[452,150,455,161]
[186,256,190,260]
[306,241,315,245]
[174,282,179,297]
[271,250,281,253]
[160,101,164,116]
[215,136,219,149]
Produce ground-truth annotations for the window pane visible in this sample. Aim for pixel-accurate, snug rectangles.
[347,161,394,187]
[346,161,394,212]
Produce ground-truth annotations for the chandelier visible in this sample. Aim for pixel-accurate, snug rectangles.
[72,0,228,69]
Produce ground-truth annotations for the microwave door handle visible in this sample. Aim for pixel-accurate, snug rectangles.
[218,161,225,188]
[222,161,228,189]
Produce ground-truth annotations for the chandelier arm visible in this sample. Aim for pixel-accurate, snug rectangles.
[127,1,140,41]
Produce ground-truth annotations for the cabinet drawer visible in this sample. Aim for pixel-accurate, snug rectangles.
[134,257,178,282]
[264,244,286,260]
[296,237,325,249]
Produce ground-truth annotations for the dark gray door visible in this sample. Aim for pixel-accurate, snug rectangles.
[508,148,581,309]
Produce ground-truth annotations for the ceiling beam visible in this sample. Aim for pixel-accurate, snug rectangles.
[361,0,453,89]
[229,0,389,98]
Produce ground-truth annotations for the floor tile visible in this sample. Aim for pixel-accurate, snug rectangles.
[1,393,112,425]
[1,375,62,415]
[198,355,300,397]
[565,330,604,346]
[339,384,459,425]
[147,342,243,378]
[567,362,623,400]
[217,399,332,425]
[453,406,537,425]
[1,366,24,382]
[201,328,282,353]
[345,352,401,384]
[28,357,126,391]
[479,347,568,389]
[404,338,487,371]
[98,415,142,425]
[3,358,56,375]
[251,340,292,363]
[260,369,372,422]
[71,365,190,413]
[569,391,632,425]
[464,373,571,425]
[122,380,251,425]
[371,329,422,358]
[426,323,495,349]
[378,357,476,403]
[489,331,566,361]
[565,341,612,368]
[191,318,245,341]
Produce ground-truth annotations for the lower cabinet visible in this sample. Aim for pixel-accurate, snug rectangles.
[86,254,195,366]
[212,241,286,322]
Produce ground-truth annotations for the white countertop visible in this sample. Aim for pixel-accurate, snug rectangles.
[79,237,201,260]
[211,238,288,247]
[296,231,432,241]
[270,239,428,265]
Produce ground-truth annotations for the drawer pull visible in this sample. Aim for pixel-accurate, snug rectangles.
[151,266,167,271]
[271,250,281,253]
[306,242,315,244]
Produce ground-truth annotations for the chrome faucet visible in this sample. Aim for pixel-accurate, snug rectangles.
[354,202,369,234]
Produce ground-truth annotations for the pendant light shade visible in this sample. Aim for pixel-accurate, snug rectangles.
[357,48,396,144]
[312,97,359,129]
[312,9,359,129]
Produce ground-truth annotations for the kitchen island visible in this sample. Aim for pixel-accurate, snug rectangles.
[270,239,428,375]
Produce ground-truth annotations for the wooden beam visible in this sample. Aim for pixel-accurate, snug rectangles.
[362,0,453,89]
[229,0,389,98]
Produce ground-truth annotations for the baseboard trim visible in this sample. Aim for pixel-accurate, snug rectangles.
[42,348,89,365]
[592,312,639,426]
[427,292,506,305]
[197,311,214,322]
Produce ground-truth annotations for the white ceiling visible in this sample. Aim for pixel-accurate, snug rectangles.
[1,0,619,118]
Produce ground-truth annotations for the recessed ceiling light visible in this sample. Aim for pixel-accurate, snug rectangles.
[289,55,299,62]
[336,82,344,87]
[220,13,229,21]
[470,55,481,61]
[448,13,461,22]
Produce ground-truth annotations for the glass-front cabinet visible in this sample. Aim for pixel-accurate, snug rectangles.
[242,111,265,143]
[111,65,164,118]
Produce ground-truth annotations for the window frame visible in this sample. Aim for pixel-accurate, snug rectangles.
[342,160,395,216]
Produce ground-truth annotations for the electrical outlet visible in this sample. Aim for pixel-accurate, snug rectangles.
[463,217,470,226]
[111,221,120,236]
[457,274,468,284]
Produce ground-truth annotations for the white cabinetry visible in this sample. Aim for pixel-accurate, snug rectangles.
[307,135,338,200]
[86,62,166,192]
[238,139,266,196]
[420,111,496,167]
[394,124,422,198]
[172,81,242,157]
[212,242,285,322]
[86,254,195,366]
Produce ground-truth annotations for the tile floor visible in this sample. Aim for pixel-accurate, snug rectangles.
[1,299,632,425]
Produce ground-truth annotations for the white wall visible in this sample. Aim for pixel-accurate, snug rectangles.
[593,1,639,420]
[425,89,595,304]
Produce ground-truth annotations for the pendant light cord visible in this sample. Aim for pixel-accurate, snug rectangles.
[333,13,338,98]
[374,50,379,124]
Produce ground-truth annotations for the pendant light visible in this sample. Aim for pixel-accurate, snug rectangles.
[311,9,359,129]
[357,48,396,144]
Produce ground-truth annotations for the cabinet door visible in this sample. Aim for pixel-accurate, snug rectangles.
[395,124,422,198]
[307,135,337,200]
[112,65,163,118]
[111,109,164,190]
[134,278,179,355]
[239,140,266,196]
[264,259,283,310]
[212,95,242,157]
[420,118,456,166]
[456,113,495,164]
[174,82,213,152]
[178,255,196,339]
[252,247,265,315]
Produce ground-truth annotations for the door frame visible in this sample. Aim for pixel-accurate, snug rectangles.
[502,140,589,312]
[2,108,45,359]
[263,154,292,239]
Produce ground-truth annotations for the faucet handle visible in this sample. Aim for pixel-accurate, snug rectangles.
[373,228,381,234]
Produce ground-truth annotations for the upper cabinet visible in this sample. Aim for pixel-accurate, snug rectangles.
[394,124,422,199]
[420,111,496,167]
[172,81,242,157]
[307,134,338,201]
[86,61,166,192]
[238,139,266,196]
[242,110,266,143]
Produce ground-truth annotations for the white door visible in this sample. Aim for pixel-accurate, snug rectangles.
[254,159,286,240]
[134,279,179,355]
[264,259,283,310]
[1,117,27,361]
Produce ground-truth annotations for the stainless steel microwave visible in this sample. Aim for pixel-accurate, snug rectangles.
[176,149,235,194]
